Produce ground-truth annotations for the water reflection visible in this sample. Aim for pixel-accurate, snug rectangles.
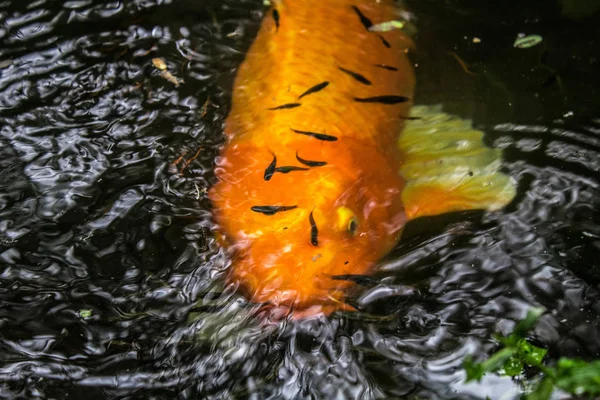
[1,0,599,399]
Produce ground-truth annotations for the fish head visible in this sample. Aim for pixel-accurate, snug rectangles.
[210,138,406,319]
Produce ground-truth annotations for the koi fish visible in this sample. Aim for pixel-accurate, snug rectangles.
[208,0,516,319]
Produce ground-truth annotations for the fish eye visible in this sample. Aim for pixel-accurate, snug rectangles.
[347,217,358,235]
[336,207,358,236]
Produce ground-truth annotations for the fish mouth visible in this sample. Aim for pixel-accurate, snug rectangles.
[224,241,381,321]
[250,292,358,322]
[233,275,360,321]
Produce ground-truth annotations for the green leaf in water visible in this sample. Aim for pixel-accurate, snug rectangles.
[555,358,600,395]
[464,355,486,382]
[463,308,545,382]
[368,20,405,32]
[464,348,516,382]
[78,309,93,319]
[514,34,543,49]
[520,339,548,366]
[462,306,600,399]
[501,338,547,376]
[525,377,554,400]
[503,356,524,376]
[507,308,545,345]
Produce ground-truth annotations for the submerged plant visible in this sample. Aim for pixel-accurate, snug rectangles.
[463,307,600,399]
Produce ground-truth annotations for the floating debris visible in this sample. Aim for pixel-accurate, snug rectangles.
[152,57,167,70]
[514,34,543,48]
[78,309,93,319]
[161,71,183,87]
[199,97,210,118]
[0,59,12,69]
[368,20,405,32]
[152,57,183,87]
[446,51,477,76]
[472,37,481,43]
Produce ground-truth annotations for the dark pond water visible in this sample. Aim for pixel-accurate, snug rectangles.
[1,0,599,399]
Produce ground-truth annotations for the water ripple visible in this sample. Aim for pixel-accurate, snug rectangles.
[0,0,599,399]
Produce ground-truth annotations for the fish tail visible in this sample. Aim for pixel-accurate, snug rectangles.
[398,105,517,220]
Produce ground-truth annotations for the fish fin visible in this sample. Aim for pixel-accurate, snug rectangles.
[398,105,517,220]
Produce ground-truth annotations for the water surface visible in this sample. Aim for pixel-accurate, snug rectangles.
[1,0,599,398]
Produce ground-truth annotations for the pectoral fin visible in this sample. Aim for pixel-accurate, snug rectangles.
[398,105,517,220]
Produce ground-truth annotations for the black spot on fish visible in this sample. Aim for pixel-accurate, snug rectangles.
[298,81,329,99]
[274,166,310,173]
[354,95,409,104]
[272,9,280,31]
[268,103,301,110]
[296,151,327,167]
[399,115,421,121]
[292,128,338,142]
[378,35,391,48]
[309,210,318,246]
[264,153,277,181]
[251,205,298,215]
[374,64,398,71]
[338,66,371,85]
[352,5,372,30]
[330,274,378,286]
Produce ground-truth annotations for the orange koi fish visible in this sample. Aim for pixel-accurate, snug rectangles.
[209,0,516,319]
